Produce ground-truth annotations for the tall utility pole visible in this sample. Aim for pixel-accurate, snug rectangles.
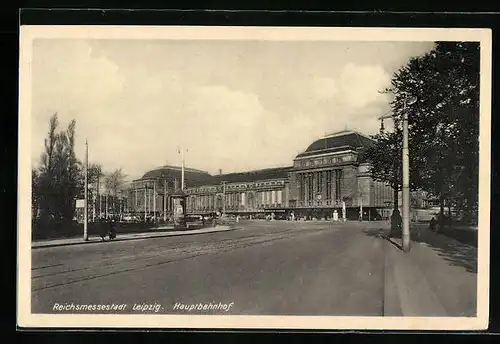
[153,180,156,223]
[178,147,187,191]
[144,185,147,220]
[401,97,417,252]
[84,139,88,241]
[379,98,416,252]
[163,180,167,222]
[182,149,185,191]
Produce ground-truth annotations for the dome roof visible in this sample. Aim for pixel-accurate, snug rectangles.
[139,165,213,184]
[296,130,374,158]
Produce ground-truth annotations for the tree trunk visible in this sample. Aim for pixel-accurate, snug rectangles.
[448,204,453,230]
[439,195,445,233]
[393,187,399,213]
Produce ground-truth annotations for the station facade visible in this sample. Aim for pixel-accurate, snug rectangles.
[128,130,395,220]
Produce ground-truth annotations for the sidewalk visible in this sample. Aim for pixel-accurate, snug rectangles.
[382,225,477,317]
[32,225,237,249]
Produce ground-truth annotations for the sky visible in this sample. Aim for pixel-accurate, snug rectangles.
[30,39,435,181]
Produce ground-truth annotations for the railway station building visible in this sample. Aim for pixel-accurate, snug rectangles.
[127,130,395,220]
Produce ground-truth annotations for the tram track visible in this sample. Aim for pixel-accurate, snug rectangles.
[32,226,328,293]
[32,226,300,275]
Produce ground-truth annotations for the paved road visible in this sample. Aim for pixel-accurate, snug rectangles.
[31,220,387,315]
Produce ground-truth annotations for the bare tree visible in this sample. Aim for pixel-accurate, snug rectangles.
[104,168,127,216]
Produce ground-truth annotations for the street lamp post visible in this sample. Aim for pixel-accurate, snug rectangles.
[177,147,188,191]
[163,180,167,222]
[84,139,88,241]
[153,180,156,223]
[378,96,416,253]
[144,184,147,221]
[401,97,417,252]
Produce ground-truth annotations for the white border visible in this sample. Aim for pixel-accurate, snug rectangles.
[18,25,492,330]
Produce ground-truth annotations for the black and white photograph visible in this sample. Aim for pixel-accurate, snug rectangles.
[17,26,491,330]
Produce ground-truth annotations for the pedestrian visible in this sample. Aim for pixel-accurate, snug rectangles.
[390,209,402,238]
[429,216,437,232]
[99,221,107,241]
[109,218,116,239]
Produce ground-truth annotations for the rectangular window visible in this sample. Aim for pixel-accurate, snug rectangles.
[335,170,343,201]
[300,174,305,201]
[317,172,323,193]
[308,174,314,201]
[326,170,332,200]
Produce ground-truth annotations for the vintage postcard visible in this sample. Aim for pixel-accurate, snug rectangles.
[18,25,491,330]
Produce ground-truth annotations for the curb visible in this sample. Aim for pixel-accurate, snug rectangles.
[383,239,448,317]
[32,226,241,249]
[383,240,403,316]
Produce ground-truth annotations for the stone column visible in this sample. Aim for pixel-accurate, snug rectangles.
[332,170,338,204]
[322,170,327,201]
[310,172,315,204]
[315,171,319,200]
[304,173,309,203]
[297,173,302,202]
[304,174,308,202]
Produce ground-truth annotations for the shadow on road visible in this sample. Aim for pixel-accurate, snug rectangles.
[363,226,477,274]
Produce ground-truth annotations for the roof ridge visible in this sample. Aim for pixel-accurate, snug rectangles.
[150,165,210,174]
[324,129,355,138]
[219,165,293,176]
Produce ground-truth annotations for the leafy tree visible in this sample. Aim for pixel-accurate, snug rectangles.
[59,119,81,222]
[36,113,60,224]
[364,126,423,213]
[364,130,401,212]
[387,41,480,226]
[88,163,104,216]
[33,113,83,236]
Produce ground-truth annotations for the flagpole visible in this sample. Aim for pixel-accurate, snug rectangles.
[153,180,156,223]
[181,148,185,191]
[144,186,147,221]
[163,180,167,222]
[84,139,88,241]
